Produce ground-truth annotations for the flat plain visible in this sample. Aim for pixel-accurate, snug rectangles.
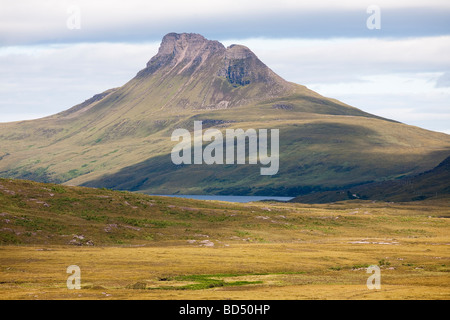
[0,179,449,300]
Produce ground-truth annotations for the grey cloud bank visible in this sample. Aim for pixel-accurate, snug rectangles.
[1,5,450,45]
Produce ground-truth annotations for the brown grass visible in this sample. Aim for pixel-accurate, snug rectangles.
[0,179,448,299]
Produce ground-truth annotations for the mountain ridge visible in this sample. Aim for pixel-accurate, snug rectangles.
[0,32,449,196]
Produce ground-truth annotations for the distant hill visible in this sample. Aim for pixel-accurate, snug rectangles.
[291,156,450,203]
[0,33,449,196]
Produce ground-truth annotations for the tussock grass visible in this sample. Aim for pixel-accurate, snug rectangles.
[0,178,449,299]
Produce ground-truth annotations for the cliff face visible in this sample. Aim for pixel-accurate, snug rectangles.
[139,33,226,77]
[133,33,295,109]
[218,44,278,87]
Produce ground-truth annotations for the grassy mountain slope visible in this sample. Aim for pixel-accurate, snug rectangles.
[81,115,450,196]
[0,33,449,195]
[1,177,449,246]
[291,156,450,203]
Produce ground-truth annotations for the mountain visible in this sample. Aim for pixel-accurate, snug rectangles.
[0,33,449,196]
[291,156,450,203]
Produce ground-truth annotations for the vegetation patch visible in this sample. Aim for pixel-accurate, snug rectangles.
[153,274,264,290]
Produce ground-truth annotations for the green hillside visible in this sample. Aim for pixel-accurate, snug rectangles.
[0,33,449,196]
[1,177,449,246]
[291,155,450,203]
[1,177,449,300]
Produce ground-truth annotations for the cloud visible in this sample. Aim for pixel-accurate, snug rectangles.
[221,36,450,85]
[1,0,450,45]
[0,42,159,121]
[313,90,450,134]
[435,72,450,87]
[304,71,450,134]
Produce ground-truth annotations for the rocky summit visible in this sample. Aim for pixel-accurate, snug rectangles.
[0,33,449,197]
[134,32,294,110]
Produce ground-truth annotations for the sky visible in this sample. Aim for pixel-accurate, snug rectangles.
[1,0,449,134]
